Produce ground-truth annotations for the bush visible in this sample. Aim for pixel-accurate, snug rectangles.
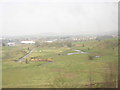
[88,55,94,60]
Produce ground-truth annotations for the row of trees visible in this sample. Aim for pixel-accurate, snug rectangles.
[35,41,73,48]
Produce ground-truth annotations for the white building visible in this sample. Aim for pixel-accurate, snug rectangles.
[45,41,53,43]
[21,41,35,44]
[7,42,15,46]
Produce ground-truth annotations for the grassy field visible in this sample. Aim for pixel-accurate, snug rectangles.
[2,38,118,88]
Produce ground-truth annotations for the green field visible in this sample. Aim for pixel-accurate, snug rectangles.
[2,38,118,88]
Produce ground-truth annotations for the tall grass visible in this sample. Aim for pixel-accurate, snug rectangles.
[50,73,81,88]
[102,62,118,88]
[93,62,118,88]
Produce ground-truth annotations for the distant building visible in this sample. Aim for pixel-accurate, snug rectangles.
[21,41,35,44]
[72,36,96,41]
[112,35,118,38]
[7,42,15,46]
[45,41,53,43]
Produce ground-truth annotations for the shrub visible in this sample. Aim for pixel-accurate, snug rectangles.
[88,55,94,60]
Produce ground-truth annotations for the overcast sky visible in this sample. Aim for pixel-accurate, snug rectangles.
[0,0,118,36]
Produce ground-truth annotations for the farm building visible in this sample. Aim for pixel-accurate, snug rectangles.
[21,41,35,44]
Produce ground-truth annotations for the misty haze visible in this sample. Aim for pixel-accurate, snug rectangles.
[1,1,118,36]
[1,0,118,88]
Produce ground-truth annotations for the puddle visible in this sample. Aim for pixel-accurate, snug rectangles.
[94,56,100,58]
[72,50,81,52]
[67,52,79,55]
[67,49,88,55]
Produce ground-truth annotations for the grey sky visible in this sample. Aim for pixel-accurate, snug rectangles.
[0,0,118,36]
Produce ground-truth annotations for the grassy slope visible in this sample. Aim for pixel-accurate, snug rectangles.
[2,38,118,88]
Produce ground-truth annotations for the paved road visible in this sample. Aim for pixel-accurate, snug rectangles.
[17,49,34,62]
